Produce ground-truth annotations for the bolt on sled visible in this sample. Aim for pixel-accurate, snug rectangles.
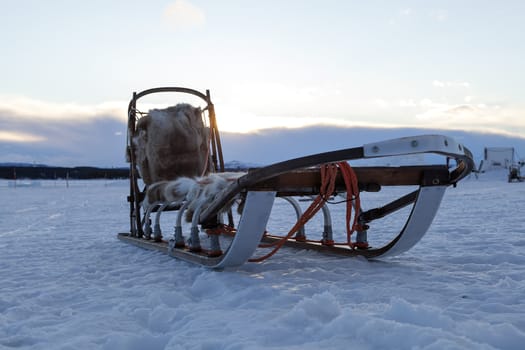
[118,87,474,268]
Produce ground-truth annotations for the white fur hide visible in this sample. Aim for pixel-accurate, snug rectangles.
[144,172,246,222]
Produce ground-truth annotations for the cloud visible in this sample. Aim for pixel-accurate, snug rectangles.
[373,98,390,109]
[0,131,46,143]
[0,116,128,167]
[162,0,205,31]
[432,80,470,88]
[0,95,126,123]
[215,103,379,133]
[0,95,129,166]
[415,102,524,137]
[389,8,415,25]
[430,9,448,21]
[1,93,523,167]
[399,99,418,107]
[400,8,413,16]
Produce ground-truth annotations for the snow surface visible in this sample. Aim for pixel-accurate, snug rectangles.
[1,172,524,350]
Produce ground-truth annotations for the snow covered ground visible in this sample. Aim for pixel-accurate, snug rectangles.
[1,171,524,350]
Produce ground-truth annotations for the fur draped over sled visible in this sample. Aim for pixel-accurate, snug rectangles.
[143,172,246,222]
[131,104,210,185]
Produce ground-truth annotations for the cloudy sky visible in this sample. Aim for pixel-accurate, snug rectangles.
[1,0,524,165]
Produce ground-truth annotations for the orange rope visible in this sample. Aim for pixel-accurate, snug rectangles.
[249,162,361,262]
[337,162,361,248]
[249,163,339,262]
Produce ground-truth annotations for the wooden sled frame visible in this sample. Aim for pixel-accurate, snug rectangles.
[120,87,475,268]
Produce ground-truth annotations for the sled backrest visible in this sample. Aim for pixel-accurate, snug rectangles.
[126,87,225,186]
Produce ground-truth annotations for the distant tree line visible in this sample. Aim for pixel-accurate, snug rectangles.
[0,165,130,180]
[0,162,250,180]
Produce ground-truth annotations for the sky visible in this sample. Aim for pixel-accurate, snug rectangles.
[1,0,524,165]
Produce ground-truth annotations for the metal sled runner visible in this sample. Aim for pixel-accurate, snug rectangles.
[118,87,474,269]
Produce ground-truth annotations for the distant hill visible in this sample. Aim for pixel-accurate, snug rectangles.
[224,160,262,170]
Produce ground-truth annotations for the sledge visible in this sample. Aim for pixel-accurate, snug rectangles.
[508,163,524,183]
[118,87,474,268]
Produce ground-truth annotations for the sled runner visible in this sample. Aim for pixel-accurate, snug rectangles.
[119,87,474,268]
